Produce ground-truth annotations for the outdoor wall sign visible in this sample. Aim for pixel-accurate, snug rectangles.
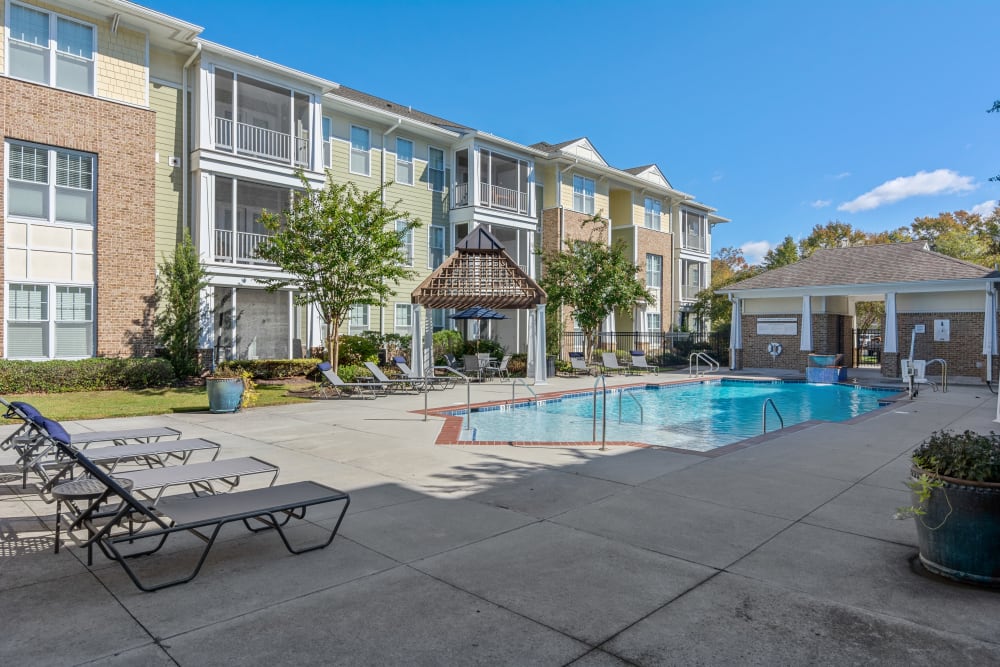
[757,317,797,336]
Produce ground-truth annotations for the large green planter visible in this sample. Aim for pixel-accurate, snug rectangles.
[911,467,1000,586]
[206,377,244,413]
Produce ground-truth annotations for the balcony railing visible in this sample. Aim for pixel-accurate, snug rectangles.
[683,235,707,252]
[453,182,469,207]
[479,182,529,215]
[215,117,309,168]
[681,284,702,300]
[215,229,276,266]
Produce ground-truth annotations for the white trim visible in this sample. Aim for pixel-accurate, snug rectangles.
[722,278,995,299]
[6,2,97,96]
[572,174,595,215]
[349,124,371,176]
[4,281,95,359]
[395,136,414,186]
[394,303,413,333]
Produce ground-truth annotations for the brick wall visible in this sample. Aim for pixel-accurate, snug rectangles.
[890,312,999,380]
[1,78,157,357]
[635,227,673,323]
[739,313,851,371]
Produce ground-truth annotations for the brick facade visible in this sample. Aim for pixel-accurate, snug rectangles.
[738,313,852,371]
[635,227,673,324]
[891,312,999,380]
[1,78,157,357]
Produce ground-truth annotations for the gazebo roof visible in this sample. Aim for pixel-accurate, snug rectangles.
[411,226,546,309]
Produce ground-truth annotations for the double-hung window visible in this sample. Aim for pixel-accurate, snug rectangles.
[8,3,95,95]
[396,138,414,185]
[322,117,333,168]
[645,254,662,289]
[350,125,370,175]
[394,304,413,333]
[429,225,446,268]
[572,175,595,215]
[428,147,445,192]
[682,209,706,251]
[9,142,94,225]
[645,312,662,332]
[6,284,93,358]
[644,197,661,230]
[349,304,369,332]
[397,220,413,266]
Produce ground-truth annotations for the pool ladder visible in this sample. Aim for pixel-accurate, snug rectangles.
[924,358,948,393]
[689,352,720,377]
[592,375,645,451]
[762,398,784,434]
[510,378,538,406]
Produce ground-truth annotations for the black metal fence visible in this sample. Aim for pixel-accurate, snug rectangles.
[853,328,883,368]
[561,331,729,366]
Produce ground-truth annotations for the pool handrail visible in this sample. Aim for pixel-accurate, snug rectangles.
[689,352,720,377]
[593,374,608,451]
[618,390,644,425]
[763,398,784,434]
[924,358,948,393]
[424,366,472,431]
[510,378,538,406]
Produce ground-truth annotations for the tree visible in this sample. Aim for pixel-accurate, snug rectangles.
[799,221,867,257]
[540,216,650,362]
[154,232,208,378]
[255,175,419,371]
[990,99,1000,182]
[763,236,799,269]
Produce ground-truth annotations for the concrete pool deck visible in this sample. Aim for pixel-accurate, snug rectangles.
[2,371,1000,665]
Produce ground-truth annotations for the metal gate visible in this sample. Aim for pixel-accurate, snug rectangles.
[853,328,882,368]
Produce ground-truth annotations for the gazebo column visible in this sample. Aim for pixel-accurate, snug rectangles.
[883,292,898,377]
[535,303,548,385]
[800,295,813,352]
[729,296,742,370]
[411,304,433,377]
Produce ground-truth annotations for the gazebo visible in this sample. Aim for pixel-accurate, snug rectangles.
[720,242,1000,382]
[410,226,548,383]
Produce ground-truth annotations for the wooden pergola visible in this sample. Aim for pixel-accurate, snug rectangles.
[410,226,548,382]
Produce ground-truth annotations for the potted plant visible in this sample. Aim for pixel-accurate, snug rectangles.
[206,366,258,413]
[902,430,1000,586]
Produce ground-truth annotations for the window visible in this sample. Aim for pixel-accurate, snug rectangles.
[429,225,446,268]
[6,283,92,358]
[646,312,662,332]
[682,260,705,300]
[644,197,661,230]
[350,125,370,175]
[645,254,662,289]
[348,304,369,332]
[397,220,413,266]
[7,141,94,225]
[395,304,413,333]
[682,209,707,252]
[431,308,447,332]
[396,138,414,185]
[322,117,332,168]
[572,175,595,214]
[428,147,445,192]
[8,4,94,94]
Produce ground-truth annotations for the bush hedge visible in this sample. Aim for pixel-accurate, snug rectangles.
[0,358,176,393]
[218,358,322,380]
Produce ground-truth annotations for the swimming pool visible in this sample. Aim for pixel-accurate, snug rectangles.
[453,379,898,451]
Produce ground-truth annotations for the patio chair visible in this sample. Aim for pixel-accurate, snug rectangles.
[568,352,593,376]
[392,356,454,390]
[601,352,633,376]
[315,362,383,399]
[484,354,512,382]
[628,350,659,374]
[37,417,350,592]
[462,354,485,382]
[362,361,421,393]
[443,353,464,371]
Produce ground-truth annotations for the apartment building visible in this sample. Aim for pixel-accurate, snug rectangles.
[1,0,728,362]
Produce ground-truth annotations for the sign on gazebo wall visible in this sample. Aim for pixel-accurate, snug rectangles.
[756,317,797,336]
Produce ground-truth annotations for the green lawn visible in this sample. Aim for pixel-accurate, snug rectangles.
[2,384,312,422]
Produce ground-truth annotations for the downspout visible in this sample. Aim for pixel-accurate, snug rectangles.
[378,117,402,337]
[181,42,202,237]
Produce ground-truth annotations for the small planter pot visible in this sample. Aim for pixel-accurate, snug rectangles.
[911,467,1000,586]
[206,377,245,414]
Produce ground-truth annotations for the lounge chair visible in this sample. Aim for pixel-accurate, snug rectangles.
[568,352,593,376]
[462,354,485,381]
[484,354,512,381]
[37,417,350,592]
[443,353,464,371]
[601,352,633,375]
[362,361,421,393]
[392,356,454,390]
[315,362,383,398]
[628,350,659,374]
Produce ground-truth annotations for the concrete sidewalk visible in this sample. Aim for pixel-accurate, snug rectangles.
[3,373,1000,665]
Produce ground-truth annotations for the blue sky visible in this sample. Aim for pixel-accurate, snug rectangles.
[143,0,1000,263]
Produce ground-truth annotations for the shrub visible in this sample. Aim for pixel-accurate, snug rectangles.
[217,358,322,380]
[0,358,176,393]
[433,329,464,362]
[507,353,527,377]
[154,233,208,378]
[912,430,1000,483]
[462,338,505,360]
[337,335,380,366]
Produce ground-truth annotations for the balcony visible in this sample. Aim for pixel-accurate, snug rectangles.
[480,183,528,215]
[454,182,469,207]
[216,117,308,167]
[682,236,707,253]
[681,284,701,300]
[214,229,275,266]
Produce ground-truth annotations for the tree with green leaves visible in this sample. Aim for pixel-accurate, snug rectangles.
[540,215,649,362]
[799,221,868,257]
[763,235,799,269]
[154,232,208,378]
[255,175,419,371]
[693,246,760,327]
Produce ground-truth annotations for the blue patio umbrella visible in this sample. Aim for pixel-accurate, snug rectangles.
[450,306,508,350]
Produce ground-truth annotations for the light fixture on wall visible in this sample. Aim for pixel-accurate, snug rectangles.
[110,13,121,34]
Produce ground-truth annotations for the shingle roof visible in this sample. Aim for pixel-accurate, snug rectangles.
[623,164,656,175]
[726,242,998,291]
[529,138,585,153]
[329,86,473,131]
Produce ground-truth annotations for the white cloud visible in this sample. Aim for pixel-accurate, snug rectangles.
[740,240,772,264]
[810,199,831,208]
[711,171,724,182]
[971,200,998,217]
[832,172,851,180]
[838,169,977,213]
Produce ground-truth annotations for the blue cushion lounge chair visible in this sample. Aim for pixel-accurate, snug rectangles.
[316,362,383,398]
[37,417,350,592]
[629,350,659,374]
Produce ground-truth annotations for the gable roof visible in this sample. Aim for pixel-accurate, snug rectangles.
[725,242,998,292]
[624,164,673,189]
[328,85,472,132]
[530,137,608,166]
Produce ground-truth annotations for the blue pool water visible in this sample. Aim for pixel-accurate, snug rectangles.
[459,380,897,451]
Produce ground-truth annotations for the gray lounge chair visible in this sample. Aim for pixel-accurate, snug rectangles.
[316,362,383,398]
[39,417,350,592]
[362,361,421,393]
[629,350,659,374]
[568,352,593,376]
[601,352,633,376]
[443,353,464,371]
[392,356,453,390]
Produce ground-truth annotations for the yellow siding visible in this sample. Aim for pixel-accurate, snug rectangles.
[5,1,147,106]
[537,164,558,209]
[150,46,187,85]
[611,227,635,261]
[609,191,633,227]
[150,81,183,262]
[559,172,610,217]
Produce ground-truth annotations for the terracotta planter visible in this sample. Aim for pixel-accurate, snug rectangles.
[910,467,1000,586]
[206,377,244,413]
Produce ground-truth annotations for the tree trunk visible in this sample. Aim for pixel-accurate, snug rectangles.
[584,327,599,364]
[328,318,339,373]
